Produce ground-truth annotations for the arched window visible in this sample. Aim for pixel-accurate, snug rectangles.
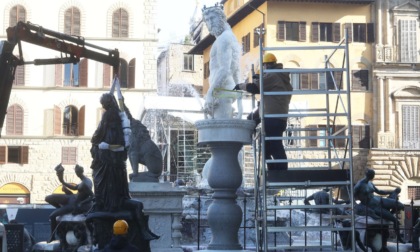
[6,104,23,135]
[112,8,129,38]
[63,105,78,136]
[128,58,135,88]
[9,5,26,27]
[64,7,81,36]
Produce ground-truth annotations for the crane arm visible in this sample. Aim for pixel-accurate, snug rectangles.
[0,21,121,137]
[6,21,120,69]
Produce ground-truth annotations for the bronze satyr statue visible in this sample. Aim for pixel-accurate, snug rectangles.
[354,168,404,243]
[45,164,93,242]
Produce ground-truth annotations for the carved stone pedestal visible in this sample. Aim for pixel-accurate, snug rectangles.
[195,119,254,251]
[129,182,186,252]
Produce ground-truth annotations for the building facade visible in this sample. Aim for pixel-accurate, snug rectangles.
[191,0,420,202]
[0,0,158,204]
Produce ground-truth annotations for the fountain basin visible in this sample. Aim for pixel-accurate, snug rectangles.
[195,119,255,144]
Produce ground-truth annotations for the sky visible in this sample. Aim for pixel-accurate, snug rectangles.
[157,0,219,46]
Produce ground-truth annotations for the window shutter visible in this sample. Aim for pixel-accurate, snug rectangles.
[15,105,23,135]
[128,59,135,88]
[6,106,14,135]
[311,22,319,42]
[13,65,24,86]
[79,59,88,87]
[121,9,129,38]
[64,9,72,34]
[18,5,26,22]
[345,23,352,43]
[54,105,61,135]
[20,146,28,164]
[299,22,306,41]
[367,23,374,43]
[333,23,341,42]
[73,8,81,36]
[301,73,309,90]
[277,21,285,41]
[55,64,63,86]
[0,146,7,164]
[103,64,111,87]
[119,59,128,88]
[9,7,17,27]
[310,73,318,90]
[78,106,85,136]
[112,11,120,37]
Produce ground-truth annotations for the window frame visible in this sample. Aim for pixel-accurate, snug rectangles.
[64,7,81,36]
[112,8,129,38]
[9,5,26,27]
[0,146,28,164]
[183,54,194,71]
[62,147,77,165]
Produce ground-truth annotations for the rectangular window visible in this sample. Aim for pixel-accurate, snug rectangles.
[242,33,250,54]
[62,147,77,165]
[64,63,79,87]
[352,69,369,91]
[286,22,299,41]
[306,125,346,147]
[183,54,194,71]
[408,186,420,200]
[351,23,374,43]
[399,20,418,63]
[0,146,28,164]
[402,105,420,149]
[299,73,318,90]
[320,71,342,90]
[320,23,333,42]
[352,125,370,148]
[277,21,306,42]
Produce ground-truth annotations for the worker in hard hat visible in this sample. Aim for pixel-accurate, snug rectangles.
[234,53,292,170]
[103,220,140,252]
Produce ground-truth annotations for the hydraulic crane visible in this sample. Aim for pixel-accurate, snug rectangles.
[0,21,120,136]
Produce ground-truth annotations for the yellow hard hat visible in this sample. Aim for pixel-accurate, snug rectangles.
[263,53,277,64]
[113,220,129,235]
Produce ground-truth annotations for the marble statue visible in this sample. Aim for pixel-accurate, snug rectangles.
[202,4,241,119]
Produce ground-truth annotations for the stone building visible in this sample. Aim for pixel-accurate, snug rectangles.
[0,0,158,204]
[190,0,420,202]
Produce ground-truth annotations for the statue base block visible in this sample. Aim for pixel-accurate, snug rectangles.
[355,215,392,251]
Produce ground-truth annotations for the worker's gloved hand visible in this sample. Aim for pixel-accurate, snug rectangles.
[98,142,109,150]
[233,83,247,91]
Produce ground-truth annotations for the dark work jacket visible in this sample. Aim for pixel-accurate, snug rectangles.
[103,235,140,252]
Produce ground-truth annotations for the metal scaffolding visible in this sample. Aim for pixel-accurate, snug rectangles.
[254,29,356,251]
